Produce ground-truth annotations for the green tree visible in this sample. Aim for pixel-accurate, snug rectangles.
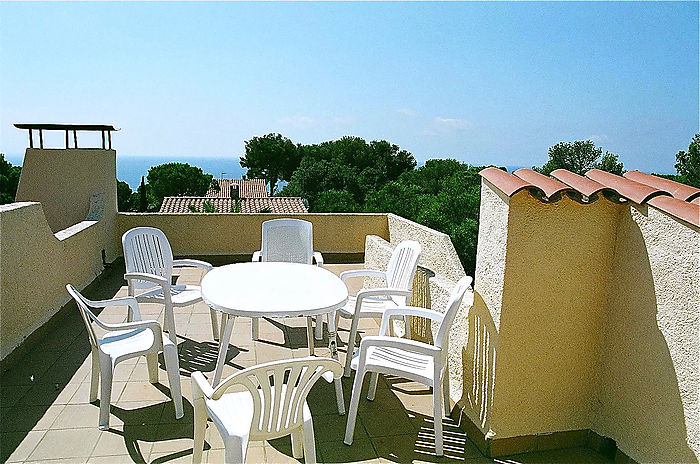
[314,189,359,212]
[535,140,624,176]
[146,163,215,210]
[0,153,21,204]
[240,133,300,194]
[675,134,700,187]
[117,180,137,212]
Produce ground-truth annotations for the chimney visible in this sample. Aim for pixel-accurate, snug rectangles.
[230,184,239,201]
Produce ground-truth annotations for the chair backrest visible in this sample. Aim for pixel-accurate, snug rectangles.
[435,276,473,349]
[122,227,174,291]
[66,284,100,348]
[385,240,422,306]
[260,219,314,264]
[213,357,342,440]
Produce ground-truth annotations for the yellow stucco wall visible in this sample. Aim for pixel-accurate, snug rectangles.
[0,202,104,360]
[594,205,700,463]
[115,213,389,256]
[15,148,118,260]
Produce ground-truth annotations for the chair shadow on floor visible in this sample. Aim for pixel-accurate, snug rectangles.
[102,383,203,464]
[257,317,361,351]
[174,336,251,376]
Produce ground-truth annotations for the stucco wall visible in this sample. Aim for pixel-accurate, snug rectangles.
[115,213,389,257]
[15,148,118,261]
[594,205,700,463]
[0,202,104,360]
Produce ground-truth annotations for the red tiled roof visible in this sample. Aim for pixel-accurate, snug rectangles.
[207,178,268,198]
[513,169,570,199]
[479,167,699,228]
[159,196,307,213]
[623,170,700,202]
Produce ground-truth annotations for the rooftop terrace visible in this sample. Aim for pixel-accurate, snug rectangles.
[1,141,698,463]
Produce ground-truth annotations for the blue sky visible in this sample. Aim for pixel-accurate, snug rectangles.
[1,2,697,173]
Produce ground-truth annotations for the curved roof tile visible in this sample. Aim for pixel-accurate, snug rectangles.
[647,195,700,228]
[692,197,700,206]
[513,169,570,199]
[479,167,533,197]
[585,169,668,204]
[550,169,611,198]
[623,170,700,202]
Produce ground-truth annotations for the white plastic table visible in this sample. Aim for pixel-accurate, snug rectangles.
[201,262,349,414]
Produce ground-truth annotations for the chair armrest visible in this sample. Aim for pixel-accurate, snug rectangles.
[356,287,411,304]
[124,272,169,287]
[358,336,442,358]
[191,371,215,400]
[252,251,262,262]
[79,295,142,322]
[340,269,386,282]
[312,251,324,267]
[172,259,213,272]
[90,315,162,336]
[379,306,445,336]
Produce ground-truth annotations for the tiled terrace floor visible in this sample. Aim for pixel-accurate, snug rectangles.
[1,263,613,464]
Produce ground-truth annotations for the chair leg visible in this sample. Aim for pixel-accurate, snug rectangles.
[146,353,159,384]
[209,308,220,341]
[367,372,379,401]
[404,315,412,339]
[252,317,259,340]
[303,416,317,464]
[314,315,324,340]
[192,397,208,464]
[163,343,183,419]
[164,305,177,343]
[291,428,304,459]
[223,434,247,464]
[306,317,315,356]
[344,368,366,445]
[442,368,451,415]
[89,348,99,403]
[344,312,362,377]
[433,377,444,456]
[98,354,113,430]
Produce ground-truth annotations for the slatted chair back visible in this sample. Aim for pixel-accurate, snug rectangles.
[385,240,422,306]
[261,219,314,264]
[122,227,174,292]
[212,357,342,439]
[435,276,473,349]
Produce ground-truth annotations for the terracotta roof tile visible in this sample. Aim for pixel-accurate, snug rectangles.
[479,167,533,197]
[623,171,700,202]
[647,195,700,228]
[550,169,611,198]
[585,169,667,204]
[159,196,307,213]
[207,178,268,198]
[692,197,700,206]
[513,169,570,199]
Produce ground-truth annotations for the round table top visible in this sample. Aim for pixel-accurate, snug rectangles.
[201,262,349,317]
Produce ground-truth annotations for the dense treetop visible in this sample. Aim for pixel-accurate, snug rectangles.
[0,154,21,205]
[534,140,625,176]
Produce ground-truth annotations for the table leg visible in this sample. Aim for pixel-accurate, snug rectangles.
[306,317,315,356]
[213,313,235,386]
[328,311,345,415]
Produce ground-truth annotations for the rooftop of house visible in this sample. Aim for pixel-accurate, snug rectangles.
[159,196,308,214]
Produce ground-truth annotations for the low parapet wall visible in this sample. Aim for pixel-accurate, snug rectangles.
[0,202,105,361]
[115,212,390,257]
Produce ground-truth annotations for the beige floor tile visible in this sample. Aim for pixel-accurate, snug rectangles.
[318,438,377,463]
[51,403,113,430]
[27,458,88,464]
[119,383,172,403]
[29,427,101,460]
[90,429,134,457]
[72,381,126,404]
[85,455,134,463]
[264,442,301,464]
[3,430,46,462]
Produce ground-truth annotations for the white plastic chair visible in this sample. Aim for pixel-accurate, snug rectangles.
[343,276,472,456]
[122,227,218,343]
[337,240,422,376]
[66,284,184,430]
[251,218,325,342]
[192,357,342,464]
